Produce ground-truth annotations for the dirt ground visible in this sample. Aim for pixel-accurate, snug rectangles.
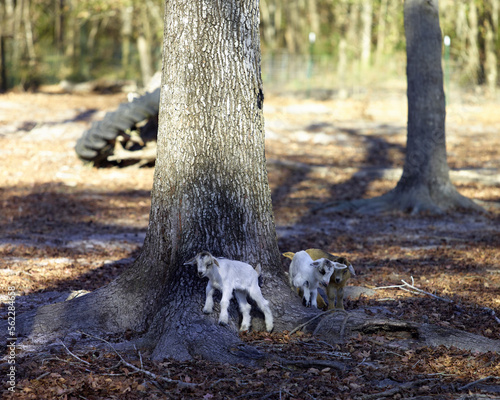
[0,87,499,399]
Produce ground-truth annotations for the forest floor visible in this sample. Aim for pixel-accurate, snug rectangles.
[0,86,499,399]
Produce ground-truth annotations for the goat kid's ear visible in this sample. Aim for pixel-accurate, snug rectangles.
[184,256,196,266]
[348,264,356,276]
[213,258,220,267]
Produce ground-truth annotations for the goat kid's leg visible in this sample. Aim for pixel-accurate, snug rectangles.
[218,289,232,326]
[310,288,318,308]
[303,286,311,307]
[248,285,274,332]
[203,281,215,314]
[336,287,345,310]
[234,291,252,331]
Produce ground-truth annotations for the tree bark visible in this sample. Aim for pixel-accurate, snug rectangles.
[14,0,312,365]
[327,0,482,215]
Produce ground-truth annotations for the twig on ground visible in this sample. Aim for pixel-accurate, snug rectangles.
[234,391,282,400]
[339,312,351,339]
[78,331,198,389]
[35,371,51,381]
[362,379,431,399]
[374,276,453,303]
[486,308,500,324]
[57,339,91,366]
[375,277,500,326]
[459,376,498,391]
[134,344,144,371]
[290,309,341,335]
[282,358,347,371]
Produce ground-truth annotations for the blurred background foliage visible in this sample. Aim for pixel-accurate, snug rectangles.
[0,0,498,96]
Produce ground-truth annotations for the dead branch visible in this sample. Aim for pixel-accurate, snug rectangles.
[374,276,453,303]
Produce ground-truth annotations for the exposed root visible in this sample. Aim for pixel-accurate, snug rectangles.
[317,184,484,215]
[79,331,198,389]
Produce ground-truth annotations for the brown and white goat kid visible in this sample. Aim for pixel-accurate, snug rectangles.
[288,250,337,308]
[283,248,355,310]
[184,251,274,332]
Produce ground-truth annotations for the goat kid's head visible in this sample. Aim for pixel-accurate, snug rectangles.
[311,258,335,286]
[332,263,356,284]
[184,251,220,279]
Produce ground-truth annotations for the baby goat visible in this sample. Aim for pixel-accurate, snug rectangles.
[184,251,274,332]
[283,248,355,310]
[288,250,336,308]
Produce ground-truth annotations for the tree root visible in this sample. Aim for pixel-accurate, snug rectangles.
[313,309,500,354]
[79,331,199,389]
[317,184,484,215]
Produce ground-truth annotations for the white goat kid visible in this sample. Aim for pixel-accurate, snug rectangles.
[184,251,274,332]
[289,250,336,308]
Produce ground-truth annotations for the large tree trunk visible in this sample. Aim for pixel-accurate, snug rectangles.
[15,0,311,365]
[327,0,481,215]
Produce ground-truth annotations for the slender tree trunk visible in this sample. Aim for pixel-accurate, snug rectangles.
[330,0,481,214]
[16,0,311,365]
[0,3,7,92]
[376,0,389,65]
[466,1,480,85]
[485,18,497,96]
[285,0,302,53]
[55,0,63,50]
[260,0,277,50]
[11,0,22,76]
[121,2,133,78]
[23,0,35,66]
[360,0,373,70]
[337,37,348,99]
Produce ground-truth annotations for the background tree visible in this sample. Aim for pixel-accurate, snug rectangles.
[17,0,310,363]
[336,0,482,214]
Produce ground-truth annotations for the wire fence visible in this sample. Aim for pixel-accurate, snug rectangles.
[260,51,497,103]
[261,51,407,97]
